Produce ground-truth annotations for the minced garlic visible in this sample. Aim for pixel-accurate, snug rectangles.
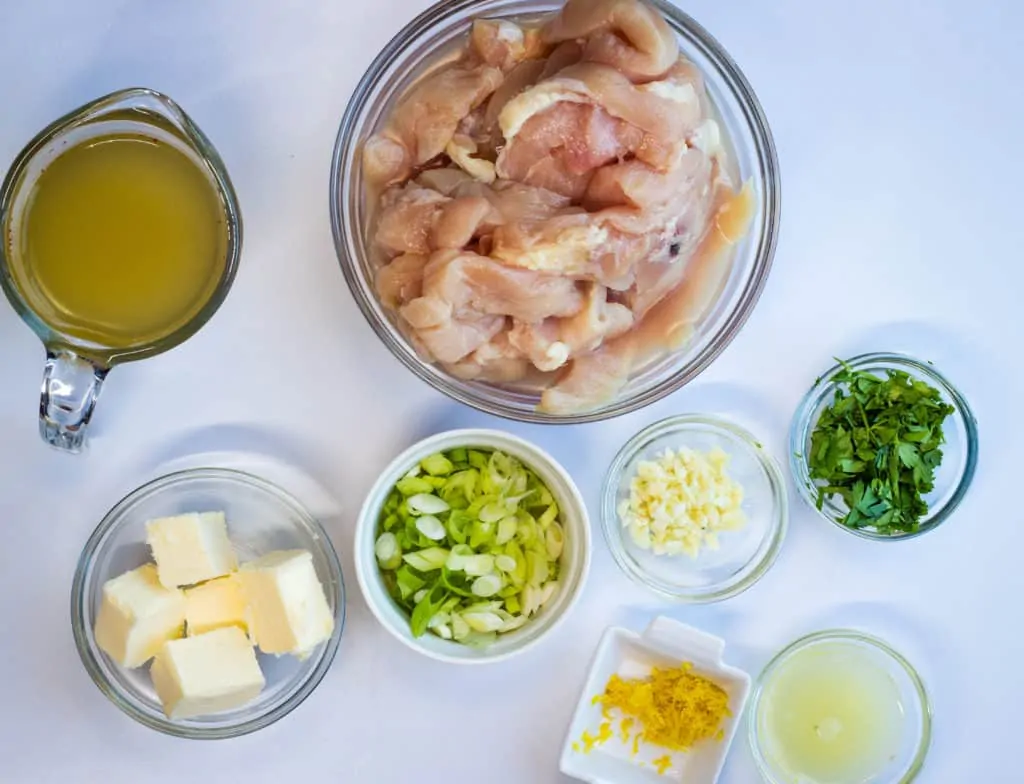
[618,446,746,557]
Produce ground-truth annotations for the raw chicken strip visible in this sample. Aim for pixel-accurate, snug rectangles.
[542,0,678,81]
[470,19,547,71]
[494,62,701,196]
[447,330,530,383]
[363,64,503,187]
[508,283,633,371]
[375,185,450,255]
[491,213,608,275]
[497,101,643,198]
[538,41,584,81]
[538,342,637,415]
[402,306,506,364]
[376,253,429,308]
[539,182,755,414]
[375,184,500,255]
[480,59,547,153]
[413,250,584,324]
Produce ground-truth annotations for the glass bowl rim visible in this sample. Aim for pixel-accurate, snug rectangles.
[69,466,346,739]
[600,413,788,603]
[328,0,782,424]
[788,351,979,541]
[747,627,932,784]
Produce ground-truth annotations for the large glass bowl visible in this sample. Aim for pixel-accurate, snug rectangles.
[789,353,979,541]
[330,0,780,423]
[601,414,788,602]
[70,468,346,739]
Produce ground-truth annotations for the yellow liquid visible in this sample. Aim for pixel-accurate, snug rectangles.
[759,643,906,783]
[11,132,228,349]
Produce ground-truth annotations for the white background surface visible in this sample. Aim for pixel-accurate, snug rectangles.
[0,1,1021,782]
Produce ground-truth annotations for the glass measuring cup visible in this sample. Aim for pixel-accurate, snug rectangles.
[0,88,242,452]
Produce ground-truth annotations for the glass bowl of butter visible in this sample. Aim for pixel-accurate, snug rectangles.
[601,414,788,603]
[71,467,345,738]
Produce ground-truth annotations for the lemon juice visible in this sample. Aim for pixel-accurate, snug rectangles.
[758,641,906,783]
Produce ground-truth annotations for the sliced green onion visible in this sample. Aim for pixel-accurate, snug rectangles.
[396,476,434,496]
[463,611,503,632]
[499,615,528,633]
[496,516,517,545]
[407,494,451,516]
[546,523,564,560]
[445,544,474,571]
[538,503,559,528]
[415,515,446,541]
[471,573,503,597]
[403,547,449,571]
[376,447,566,647]
[451,613,470,640]
[420,453,455,476]
[374,532,401,570]
[395,566,426,600]
[540,580,560,607]
[463,554,495,577]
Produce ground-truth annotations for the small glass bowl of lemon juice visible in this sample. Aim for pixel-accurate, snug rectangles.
[749,630,931,784]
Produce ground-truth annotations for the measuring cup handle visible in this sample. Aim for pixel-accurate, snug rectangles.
[39,349,108,453]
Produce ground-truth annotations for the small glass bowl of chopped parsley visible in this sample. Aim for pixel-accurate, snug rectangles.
[790,353,978,539]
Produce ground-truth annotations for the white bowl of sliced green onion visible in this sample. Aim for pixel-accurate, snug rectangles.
[354,430,591,664]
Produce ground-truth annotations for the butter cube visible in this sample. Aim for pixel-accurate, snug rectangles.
[239,550,334,656]
[146,512,237,588]
[150,627,265,719]
[185,575,248,637]
[94,564,186,668]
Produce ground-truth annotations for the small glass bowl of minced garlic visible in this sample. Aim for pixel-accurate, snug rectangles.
[601,415,788,603]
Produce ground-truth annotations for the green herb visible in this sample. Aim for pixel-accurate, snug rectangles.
[807,361,954,534]
[375,448,564,644]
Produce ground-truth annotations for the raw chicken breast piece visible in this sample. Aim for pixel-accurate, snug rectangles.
[375,185,451,255]
[446,330,530,382]
[363,64,503,187]
[538,182,755,414]
[376,253,429,308]
[375,185,500,255]
[497,101,643,198]
[470,19,547,71]
[509,283,633,371]
[538,339,637,415]
[542,0,678,81]
[417,250,585,323]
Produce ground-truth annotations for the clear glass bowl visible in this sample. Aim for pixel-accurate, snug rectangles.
[749,629,931,784]
[330,0,780,423]
[70,468,346,738]
[789,353,979,541]
[601,414,787,602]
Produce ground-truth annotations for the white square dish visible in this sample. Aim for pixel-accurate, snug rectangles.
[560,617,751,784]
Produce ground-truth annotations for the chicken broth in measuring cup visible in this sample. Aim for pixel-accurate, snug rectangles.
[362,0,752,415]
[9,129,228,349]
[0,88,240,451]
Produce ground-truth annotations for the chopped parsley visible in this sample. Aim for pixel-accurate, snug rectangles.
[807,361,955,534]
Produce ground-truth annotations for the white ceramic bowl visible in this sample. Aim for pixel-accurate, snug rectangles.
[355,429,591,664]
[561,617,750,784]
